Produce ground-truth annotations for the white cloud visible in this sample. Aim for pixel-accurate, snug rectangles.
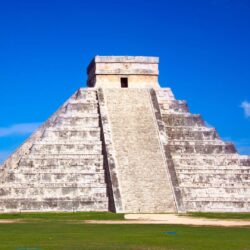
[0,123,41,137]
[241,101,250,118]
[236,140,250,155]
[238,146,250,155]
[0,122,41,164]
[235,139,250,155]
[222,138,250,155]
[0,151,11,164]
[204,121,213,128]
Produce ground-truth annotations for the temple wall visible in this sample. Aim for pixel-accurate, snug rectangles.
[87,56,159,88]
[94,75,159,88]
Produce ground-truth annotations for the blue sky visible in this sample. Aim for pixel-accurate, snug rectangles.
[0,0,249,163]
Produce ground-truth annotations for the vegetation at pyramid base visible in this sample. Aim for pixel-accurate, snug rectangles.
[0,211,124,221]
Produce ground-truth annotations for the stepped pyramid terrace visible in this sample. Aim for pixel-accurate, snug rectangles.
[0,56,250,213]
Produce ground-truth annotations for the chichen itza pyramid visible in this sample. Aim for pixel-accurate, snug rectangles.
[0,56,250,213]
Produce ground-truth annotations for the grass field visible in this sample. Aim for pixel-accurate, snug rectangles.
[0,212,249,250]
[0,211,124,221]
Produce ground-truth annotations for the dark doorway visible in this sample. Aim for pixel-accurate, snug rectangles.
[121,78,128,88]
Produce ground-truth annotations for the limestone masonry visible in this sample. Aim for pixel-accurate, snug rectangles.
[0,56,250,213]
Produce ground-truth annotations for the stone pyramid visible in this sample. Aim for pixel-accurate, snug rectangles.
[0,56,249,213]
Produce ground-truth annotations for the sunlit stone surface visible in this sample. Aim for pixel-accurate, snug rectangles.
[0,56,249,213]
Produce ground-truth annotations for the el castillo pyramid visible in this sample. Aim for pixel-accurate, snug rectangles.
[0,56,250,213]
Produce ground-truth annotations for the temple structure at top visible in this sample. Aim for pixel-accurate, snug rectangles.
[0,55,249,213]
[87,56,160,88]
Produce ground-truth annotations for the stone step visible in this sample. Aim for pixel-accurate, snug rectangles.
[28,150,102,156]
[172,154,250,166]
[23,154,104,160]
[32,141,102,146]
[30,143,102,155]
[166,128,219,141]
[68,98,98,104]
[42,128,101,141]
[162,114,205,127]
[0,199,108,212]
[166,126,217,132]
[156,88,175,101]
[0,187,107,196]
[67,100,98,106]
[168,143,236,154]
[54,116,99,127]
[37,137,102,146]
[183,197,250,202]
[176,168,250,174]
[64,103,98,113]
[2,172,106,183]
[181,187,250,199]
[58,113,99,118]
[184,201,250,212]
[0,183,108,188]
[0,197,108,204]
[179,182,250,188]
[159,100,189,113]
[18,157,103,167]
[74,89,97,101]
[58,112,99,118]
[40,140,102,145]
[0,187,108,198]
[14,168,105,174]
[6,186,107,192]
[168,140,226,146]
[46,126,101,132]
[177,173,250,183]
[33,141,102,147]
[62,110,99,118]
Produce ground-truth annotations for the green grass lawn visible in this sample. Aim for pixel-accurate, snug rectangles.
[187,212,250,220]
[0,213,249,250]
[0,211,124,221]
